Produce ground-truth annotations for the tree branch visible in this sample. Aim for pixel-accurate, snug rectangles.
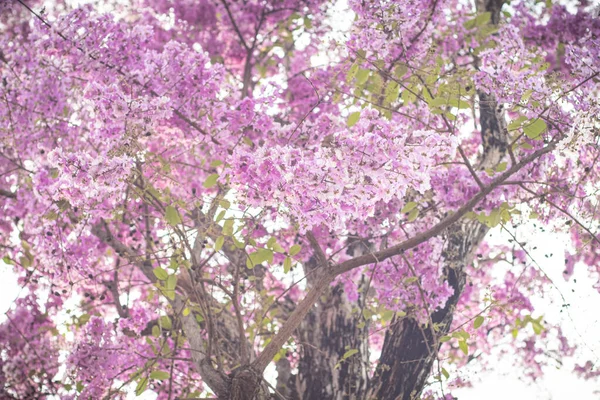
[0,188,16,198]
[220,0,249,51]
[458,146,484,190]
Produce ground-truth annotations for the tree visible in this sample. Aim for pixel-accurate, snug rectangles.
[1,0,599,398]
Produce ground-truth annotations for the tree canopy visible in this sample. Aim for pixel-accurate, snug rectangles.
[0,0,599,399]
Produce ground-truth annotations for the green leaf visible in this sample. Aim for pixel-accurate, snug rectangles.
[20,255,31,268]
[394,64,408,78]
[439,335,452,343]
[341,349,359,360]
[347,111,361,128]
[159,316,172,330]
[135,377,148,396]
[441,367,450,379]
[215,210,226,223]
[520,89,533,103]
[203,173,219,188]
[384,81,400,104]
[259,248,274,263]
[407,208,419,222]
[458,340,469,356]
[222,219,234,236]
[501,208,511,223]
[210,160,223,167]
[523,118,547,140]
[150,371,170,381]
[402,88,416,104]
[463,12,491,29]
[486,209,501,227]
[455,330,470,340]
[271,242,285,253]
[246,248,274,268]
[233,237,246,249]
[427,97,447,108]
[356,68,370,85]
[283,256,292,273]
[166,274,177,291]
[153,267,168,281]
[2,256,14,265]
[289,244,302,257]
[381,310,395,322]
[448,97,470,109]
[473,316,485,329]
[219,199,231,209]
[215,236,225,252]
[152,325,161,337]
[165,206,182,226]
[476,12,491,26]
[182,307,190,317]
[401,202,418,214]
[508,116,528,131]
[531,320,543,335]
[78,313,91,326]
[43,210,58,221]
[404,276,419,284]
[303,17,313,29]
[145,185,162,201]
[495,162,507,172]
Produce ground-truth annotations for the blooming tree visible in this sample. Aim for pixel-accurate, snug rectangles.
[1,0,599,399]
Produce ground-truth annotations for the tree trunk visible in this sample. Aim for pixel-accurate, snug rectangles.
[286,240,370,400]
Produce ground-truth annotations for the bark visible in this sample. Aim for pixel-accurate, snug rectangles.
[270,238,371,400]
[292,247,370,400]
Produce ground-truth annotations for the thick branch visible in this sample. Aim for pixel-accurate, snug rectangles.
[332,142,555,276]
[0,188,16,198]
[252,271,334,373]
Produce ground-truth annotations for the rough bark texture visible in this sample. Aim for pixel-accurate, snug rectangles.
[291,241,370,400]
[293,283,370,400]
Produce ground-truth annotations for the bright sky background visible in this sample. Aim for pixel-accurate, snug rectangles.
[453,228,600,399]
